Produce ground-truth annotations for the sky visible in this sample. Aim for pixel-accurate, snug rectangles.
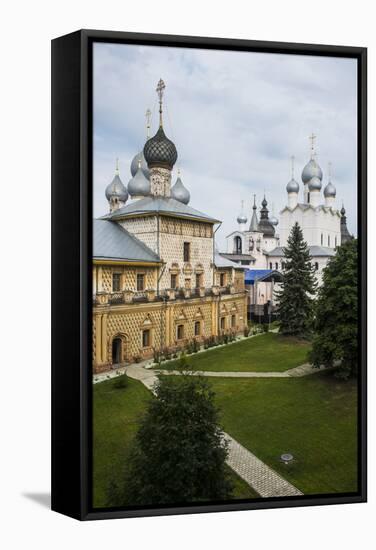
[93,42,358,249]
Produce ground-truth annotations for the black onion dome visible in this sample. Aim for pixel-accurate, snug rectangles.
[143,126,178,170]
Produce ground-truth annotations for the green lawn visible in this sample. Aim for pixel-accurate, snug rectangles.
[158,333,311,372]
[210,371,358,495]
[93,376,151,507]
[93,375,258,508]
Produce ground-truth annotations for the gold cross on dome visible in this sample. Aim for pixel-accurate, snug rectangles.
[291,155,295,178]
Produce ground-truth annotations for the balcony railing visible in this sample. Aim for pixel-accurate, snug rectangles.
[94,284,241,306]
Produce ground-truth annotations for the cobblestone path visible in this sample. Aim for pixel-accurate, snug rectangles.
[224,434,303,497]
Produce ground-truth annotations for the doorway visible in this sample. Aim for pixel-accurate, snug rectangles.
[112,337,122,365]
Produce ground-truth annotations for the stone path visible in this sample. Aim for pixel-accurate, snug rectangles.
[225,434,303,497]
[93,361,327,384]
[153,362,326,379]
[94,363,305,498]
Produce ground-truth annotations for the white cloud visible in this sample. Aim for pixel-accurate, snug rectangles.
[93,43,358,248]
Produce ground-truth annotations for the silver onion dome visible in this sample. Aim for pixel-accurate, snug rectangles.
[237,213,248,224]
[308,175,322,191]
[302,159,323,184]
[237,200,248,224]
[128,163,151,198]
[171,175,190,204]
[286,178,299,193]
[341,205,346,216]
[324,181,336,198]
[269,215,279,226]
[130,151,150,179]
[105,173,128,203]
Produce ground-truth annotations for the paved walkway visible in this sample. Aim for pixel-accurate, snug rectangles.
[93,361,327,384]
[153,362,326,378]
[94,363,305,498]
[225,434,303,497]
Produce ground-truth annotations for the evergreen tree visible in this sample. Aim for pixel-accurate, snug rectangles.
[113,375,233,506]
[275,222,317,336]
[310,239,358,379]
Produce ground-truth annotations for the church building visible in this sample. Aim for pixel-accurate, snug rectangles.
[221,135,352,317]
[92,80,247,373]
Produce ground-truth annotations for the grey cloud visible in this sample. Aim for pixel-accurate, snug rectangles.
[93,43,358,247]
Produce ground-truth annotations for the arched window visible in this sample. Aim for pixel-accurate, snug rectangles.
[275,262,278,270]
[315,262,319,271]
[234,236,242,254]
[335,236,337,247]
[328,235,330,247]
[269,262,272,269]
[321,233,323,245]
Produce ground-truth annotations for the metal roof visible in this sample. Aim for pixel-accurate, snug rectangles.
[245,269,283,285]
[93,219,161,263]
[100,196,220,224]
[214,252,242,269]
[267,245,336,257]
[220,253,256,262]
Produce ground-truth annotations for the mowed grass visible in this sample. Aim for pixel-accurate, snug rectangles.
[93,375,258,508]
[159,333,311,372]
[210,371,358,495]
[93,376,151,508]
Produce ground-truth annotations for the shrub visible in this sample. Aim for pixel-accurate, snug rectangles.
[178,352,189,370]
[133,355,142,364]
[262,323,269,333]
[113,373,128,389]
[244,326,250,337]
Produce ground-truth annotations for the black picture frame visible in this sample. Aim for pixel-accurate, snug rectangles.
[51,29,367,521]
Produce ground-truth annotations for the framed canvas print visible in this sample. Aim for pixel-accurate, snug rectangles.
[51,29,367,520]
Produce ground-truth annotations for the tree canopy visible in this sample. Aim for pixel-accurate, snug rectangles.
[275,222,317,337]
[108,374,233,506]
[310,239,358,379]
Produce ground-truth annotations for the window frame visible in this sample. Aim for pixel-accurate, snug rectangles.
[183,242,191,262]
[112,272,121,292]
[176,324,185,340]
[142,328,151,348]
[136,273,145,291]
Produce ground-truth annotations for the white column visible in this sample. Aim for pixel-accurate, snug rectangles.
[325,196,335,208]
[287,192,298,209]
[310,190,320,207]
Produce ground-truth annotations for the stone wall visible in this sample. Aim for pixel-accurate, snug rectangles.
[118,215,214,291]
[92,292,247,372]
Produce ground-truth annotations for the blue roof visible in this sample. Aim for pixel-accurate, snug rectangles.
[245,269,282,285]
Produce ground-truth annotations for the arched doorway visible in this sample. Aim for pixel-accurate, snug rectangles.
[234,235,242,254]
[112,337,122,365]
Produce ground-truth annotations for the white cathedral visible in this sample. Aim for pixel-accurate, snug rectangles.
[220,136,352,315]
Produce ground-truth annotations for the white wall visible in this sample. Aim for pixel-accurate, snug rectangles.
[279,205,341,247]
[1,2,374,550]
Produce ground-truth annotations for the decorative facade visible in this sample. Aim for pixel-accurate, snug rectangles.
[93,80,247,373]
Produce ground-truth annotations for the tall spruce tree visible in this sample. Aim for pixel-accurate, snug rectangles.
[310,239,358,379]
[276,222,317,336]
[108,374,233,507]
